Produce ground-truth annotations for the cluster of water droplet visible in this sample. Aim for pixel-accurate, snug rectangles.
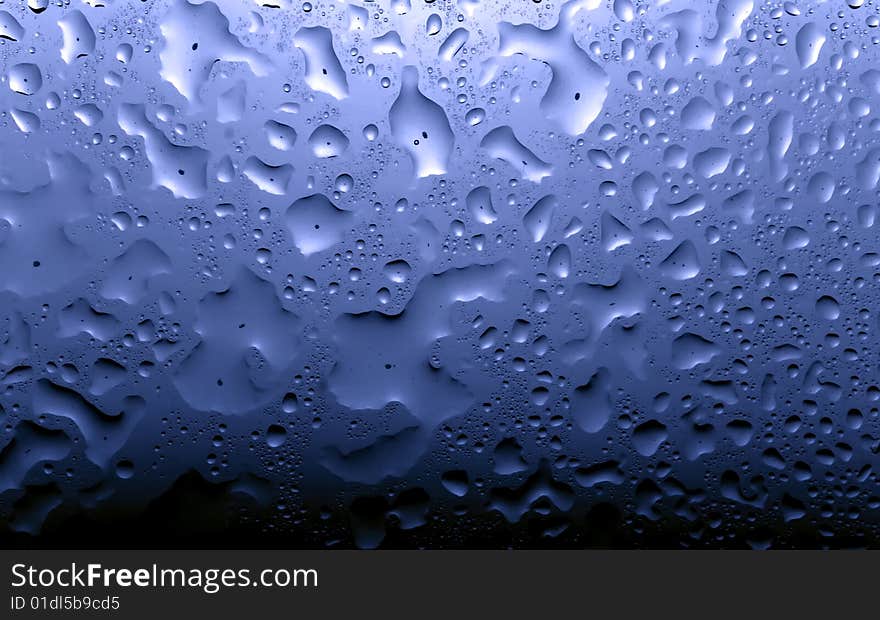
[1,0,880,548]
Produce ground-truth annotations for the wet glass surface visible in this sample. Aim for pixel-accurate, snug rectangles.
[1,0,878,548]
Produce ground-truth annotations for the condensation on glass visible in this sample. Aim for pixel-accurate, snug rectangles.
[0,0,877,548]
